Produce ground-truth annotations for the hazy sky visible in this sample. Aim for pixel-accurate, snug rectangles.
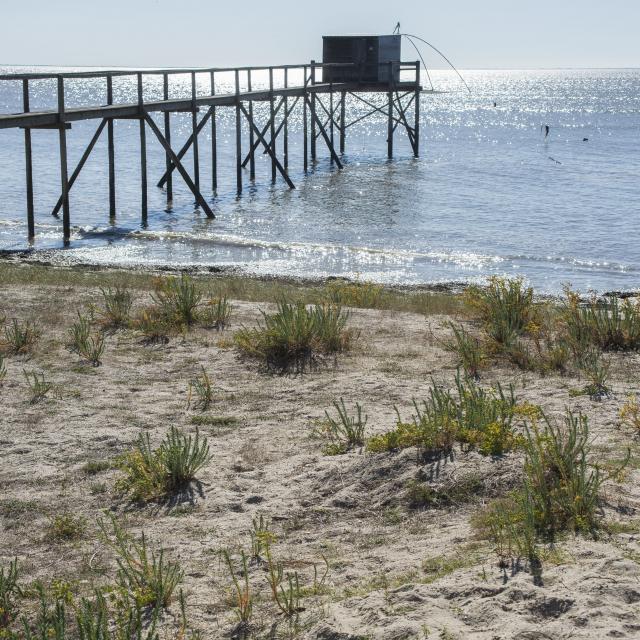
[1,0,639,69]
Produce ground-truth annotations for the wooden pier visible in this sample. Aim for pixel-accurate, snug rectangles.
[0,60,424,244]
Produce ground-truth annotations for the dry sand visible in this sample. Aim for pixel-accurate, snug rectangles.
[1,269,640,639]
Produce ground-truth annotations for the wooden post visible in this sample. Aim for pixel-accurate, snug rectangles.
[106,76,116,219]
[329,83,334,164]
[57,76,70,244]
[269,67,276,184]
[310,60,316,161]
[137,73,147,226]
[283,68,289,170]
[303,65,308,172]
[235,69,242,196]
[163,73,173,208]
[191,72,200,200]
[414,61,420,158]
[339,90,346,154]
[387,62,394,160]
[22,80,34,240]
[210,70,217,194]
[247,70,256,181]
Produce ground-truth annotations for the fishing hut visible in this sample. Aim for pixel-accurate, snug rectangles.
[0,35,424,244]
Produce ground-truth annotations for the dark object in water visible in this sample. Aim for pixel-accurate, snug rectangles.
[548,156,562,165]
[583,138,589,142]
[542,125,550,138]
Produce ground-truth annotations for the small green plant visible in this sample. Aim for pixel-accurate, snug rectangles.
[0,559,21,633]
[201,296,232,330]
[99,286,133,329]
[444,322,484,379]
[133,307,171,344]
[454,373,521,456]
[221,550,253,630]
[562,290,640,352]
[621,395,640,433]
[321,398,367,454]
[99,516,183,610]
[82,460,112,475]
[187,367,213,411]
[464,277,535,347]
[0,354,6,385]
[578,349,611,398]
[234,301,353,372]
[368,383,457,458]
[264,539,303,619]
[69,312,105,366]
[3,319,40,354]
[322,278,384,308]
[152,275,202,328]
[23,369,53,404]
[46,513,86,542]
[117,427,211,501]
[249,515,273,563]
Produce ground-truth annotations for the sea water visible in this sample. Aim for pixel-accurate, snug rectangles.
[0,68,638,293]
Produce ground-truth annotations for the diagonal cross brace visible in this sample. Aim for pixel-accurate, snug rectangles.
[51,119,107,217]
[156,107,213,188]
[142,110,215,218]
[240,96,288,168]
[239,103,295,189]
[304,95,343,169]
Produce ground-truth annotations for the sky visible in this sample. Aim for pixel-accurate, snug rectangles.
[1,0,639,69]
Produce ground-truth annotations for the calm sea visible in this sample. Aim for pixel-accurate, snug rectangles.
[0,67,638,293]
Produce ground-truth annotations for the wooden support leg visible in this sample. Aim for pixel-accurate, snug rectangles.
[52,119,107,217]
[283,68,289,170]
[137,74,147,226]
[163,73,173,209]
[247,70,256,181]
[329,85,334,163]
[414,89,420,158]
[303,73,308,172]
[387,89,394,159]
[269,67,276,184]
[142,111,215,218]
[210,70,217,194]
[107,77,116,220]
[239,104,295,189]
[339,90,346,155]
[57,77,71,244]
[22,80,34,240]
[241,97,286,167]
[191,72,200,201]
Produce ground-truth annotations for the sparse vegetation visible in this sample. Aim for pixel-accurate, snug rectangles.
[3,319,40,354]
[46,513,87,542]
[234,301,354,372]
[187,367,213,411]
[117,427,211,501]
[0,559,20,633]
[321,398,367,454]
[464,277,536,347]
[444,322,484,378]
[0,354,6,385]
[201,296,232,330]
[323,278,384,308]
[221,550,253,630]
[152,274,202,328]
[99,286,133,329]
[23,369,52,404]
[621,395,640,434]
[132,307,171,344]
[99,516,183,610]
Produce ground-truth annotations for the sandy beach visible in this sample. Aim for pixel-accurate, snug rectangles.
[1,261,640,639]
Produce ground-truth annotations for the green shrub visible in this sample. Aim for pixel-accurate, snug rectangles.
[562,290,640,352]
[132,307,171,344]
[99,516,183,610]
[0,559,21,633]
[3,319,40,355]
[99,286,133,329]
[321,398,367,454]
[464,277,535,347]
[322,278,384,308]
[521,410,608,538]
[187,367,213,411]
[23,370,52,404]
[117,427,211,501]
[578,349,611,398]
[201,296,232,330]
[454,372,521,456]
[69,311,105,366]
[367,383,457,459]
[221,550,253,629]
[444,322,484,378]
[152,275,202,328]
[46,513,86,541]
[234,301,353,372]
